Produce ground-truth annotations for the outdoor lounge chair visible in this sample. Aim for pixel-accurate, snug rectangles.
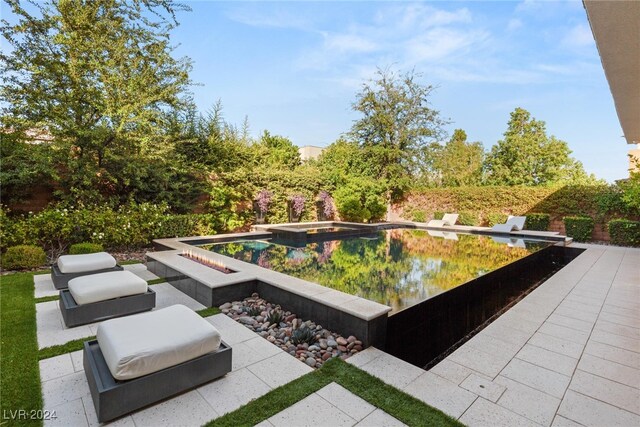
[60,270,155,328]
[491,215,527,233]
[491,236,527,248]
[427,213,459,228]
[51,252,123,290]
[84,304,232,423]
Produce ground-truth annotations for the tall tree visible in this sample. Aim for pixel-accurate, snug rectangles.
[434,129,484,186]
[484,108,596,186]
[349,67,447,200]
[1,0,193,204]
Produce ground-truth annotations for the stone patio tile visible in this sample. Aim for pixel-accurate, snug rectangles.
[537,322,590,345]
[447,344,512,379]
[590,329,640,353]
[603,296,639,311]
[465,333,523,357]
[205,314,258,345]
[429,359,488,385]
[346,347,384,368]
[459,397,538,427]
[505,304,550,324]
[81,396,135,427]
[356,351,424,389]
[564,293,604,308]
[595,319,640,340]
[602,304,640,321]
[39,353,75,382]
[153,283,206,311]
[243,335,283,359]
[247,352,313,389]
[494,374,561,426]
[501,358,571,398]
[584,340,640,369]
[546,313,594,333]
[577,353,640,388]
[254,420,274,427]
[527,332,584,359]
[34,274,58,298]
[41,371,90,409]
[553,305,599,324]
[316,382,376,422]
[267,393,355,427]
[197,368,271,416]
[70,350,83,372]
[356,409,407,427]
[558,390,640,427]
[569,370,640,415]
[515,344,578,377]
[229,340,269,371]
[598,311,640,328]
[130,390,217,427]
[37,301,95,349]
[550,415,584,427]
[403,371,477,418]
[44,398,88,427]
[481,321,534,347]
[460,373,505,402]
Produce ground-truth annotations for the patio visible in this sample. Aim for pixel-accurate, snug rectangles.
[35,243,639,426]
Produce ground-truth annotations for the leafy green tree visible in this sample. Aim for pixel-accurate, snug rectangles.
[315,138,367,190]
[253,131,301,169]
[434,129,484,186]
[484,108,597,186]
[621,155,640,212]
[349,67,447,200]
[1,0,193,205]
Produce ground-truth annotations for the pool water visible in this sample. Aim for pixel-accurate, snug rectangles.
[205,229,552,313]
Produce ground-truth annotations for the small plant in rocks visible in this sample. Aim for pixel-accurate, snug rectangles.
[247,306,262,316]
[290,326,318,346]
[266,309,284,325]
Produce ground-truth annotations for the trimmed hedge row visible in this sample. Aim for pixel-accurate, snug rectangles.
[608,219,640,247]
[563,216,594,242]
[1,245,47,270]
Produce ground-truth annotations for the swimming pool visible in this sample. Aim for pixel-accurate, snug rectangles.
[204,228,553,313]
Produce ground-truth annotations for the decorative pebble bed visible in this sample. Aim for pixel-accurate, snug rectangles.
[220,293,364,368]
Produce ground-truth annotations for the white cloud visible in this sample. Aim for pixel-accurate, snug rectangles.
[226,7,313,31]
[323,33,378,54]
[562,24,594,48]
[507,18,523,31]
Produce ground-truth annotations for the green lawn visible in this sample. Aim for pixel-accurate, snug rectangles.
[1,271,43,427]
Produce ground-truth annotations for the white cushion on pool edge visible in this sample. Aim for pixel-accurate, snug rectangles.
[68,270,148,305]
[57,252,116,274]
[96,304,222,380]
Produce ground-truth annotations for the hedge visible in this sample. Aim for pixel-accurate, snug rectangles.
[608,219,640,247]
[564,216,594,242]
[69,242,104,254]
[525,213,550,231]
[1,245,47,270]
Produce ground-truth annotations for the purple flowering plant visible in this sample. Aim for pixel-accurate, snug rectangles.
[318,191,334,218]
[256,189,272,214]
[289,194,305,217]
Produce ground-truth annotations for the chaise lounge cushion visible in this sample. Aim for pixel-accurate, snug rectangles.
[57,252,117,274]
[96,304,222,380]
[68,271,148,306]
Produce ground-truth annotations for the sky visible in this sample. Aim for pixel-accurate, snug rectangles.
[163,0,629,182]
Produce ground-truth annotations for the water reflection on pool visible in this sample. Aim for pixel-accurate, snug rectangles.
[203,229,552,313]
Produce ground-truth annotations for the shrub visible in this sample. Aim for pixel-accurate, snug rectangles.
[433,211,444,221]
[334,177,387,223]
[69,243,104,254]
[1,245,47,270]
[458,211,481,226]
[564,216,594,242]
[608,219,640,247]
[526,213,550,231]
[411,210,427,222]
[486,212,508,227]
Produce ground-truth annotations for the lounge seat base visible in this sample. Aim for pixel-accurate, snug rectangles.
[51,263,124,290]
[84,339,232,423]
[60,289,156,328]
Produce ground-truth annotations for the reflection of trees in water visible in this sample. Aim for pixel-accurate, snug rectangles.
[211,230,547,312]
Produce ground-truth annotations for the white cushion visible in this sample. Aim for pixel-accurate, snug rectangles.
[68,271,147,305]
[57,252,116,274]
[96,305,222,380]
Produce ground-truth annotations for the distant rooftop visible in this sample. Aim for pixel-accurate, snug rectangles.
[298,145,324,162]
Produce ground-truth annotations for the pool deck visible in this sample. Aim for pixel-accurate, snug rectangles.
[37,243,638,426]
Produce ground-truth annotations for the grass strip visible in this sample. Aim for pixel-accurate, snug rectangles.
[119,260,143,265]
[146,278,166,285]
[39,336,96,361]
[196,307,222,318]
[35,295,60,304]
[207,358,462,427]
[1,272,43,426]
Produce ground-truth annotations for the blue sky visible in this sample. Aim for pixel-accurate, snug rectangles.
[167,0,629,182]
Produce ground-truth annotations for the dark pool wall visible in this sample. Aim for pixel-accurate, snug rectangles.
[385,245,585,369]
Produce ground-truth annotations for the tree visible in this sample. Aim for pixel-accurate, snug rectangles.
[1,0,193,205]
[434,129,484,186]
[253,131,301,169]
[484,108,597,186]
[349,67,447,200]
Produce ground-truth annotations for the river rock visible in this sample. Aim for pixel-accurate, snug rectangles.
[336,337,348,346]
[219,302,232,309]
[305,357,316,367]
[327,339,337,348]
